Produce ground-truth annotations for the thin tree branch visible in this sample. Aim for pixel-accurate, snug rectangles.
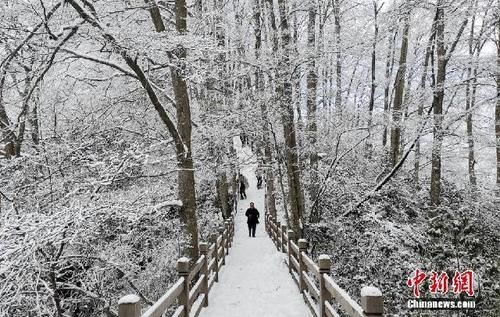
[65,0,186,155]
[61,49,138,79]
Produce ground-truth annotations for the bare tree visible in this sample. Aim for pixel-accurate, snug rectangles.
[414,10,438,187]
[254,0,277,218]
[390,9,410,166]
[333,0,342,112]
[430,0,469,205]
[464,0,491,188]
[496,0,500,188]
[65,0,200,258]
[382,27,398,148]
[307,0,320,222]
[277,0,305,236]
[366,0,382,156]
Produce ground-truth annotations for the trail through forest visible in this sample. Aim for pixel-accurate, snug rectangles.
[200,139,311,317]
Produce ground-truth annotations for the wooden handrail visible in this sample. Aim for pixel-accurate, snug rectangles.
[303,273,320,300]
[189,274,205,306]
[302,252,320,277]
[264,213,384,317]
[289,240,299,256]
[141,278,184,317]
[188,255,205,281]
[118,216,236,317]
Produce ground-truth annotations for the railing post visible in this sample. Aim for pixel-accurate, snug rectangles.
[318,255,332,317]
[218,226,226,265]
[298,239,308,293]
[228,218,233,246]
[212,233,219,282]
[269,215,274,239]
[224,221,230,254]
[267,214,271,236]
[267,214,273,240]
[271,217,278,244]
[199,242,209,307]
[276,221,281,251]
[268,215,272,237]
[287,230,294,274]
[229,218,233,247]
[118,294,140,317]
[230,217,235,245]
[281,225,287,253]
[264,213,268,234]
[361,286,384,317]
[177,257,191,316]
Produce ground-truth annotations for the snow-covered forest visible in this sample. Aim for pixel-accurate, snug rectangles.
[0,0,499,316]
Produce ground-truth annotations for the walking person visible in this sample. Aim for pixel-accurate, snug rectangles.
[245,202,260,237]
[239,174,248,199]
[255,165,263,189]
[240,131,248,146]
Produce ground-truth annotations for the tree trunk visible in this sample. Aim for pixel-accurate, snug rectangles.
[382,28,397,148]
[307,0,320,222]
[265,0,279,54]
[496,11,500,188]
[333,0,342,112]
[414,12,437,187]
[390,14,410,166]
[173,0,199,259]
[147,0,199,258]
[217,171,230,218]
[255,0,277,218]
[465,13,478,188]
[30,88,40,146]
[277,0,305,237]
[366,1,380,156]
[145,0,165,32]
[318,3,327,112]
[291,1,303,149]
[430,1,446,205]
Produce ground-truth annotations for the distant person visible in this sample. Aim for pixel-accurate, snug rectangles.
[245,202,260,237]
[240,131,248,146]
[255,166,263,189]
[239,174,248,199]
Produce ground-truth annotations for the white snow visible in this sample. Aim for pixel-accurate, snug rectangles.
[118,294,140,304]
[200,138,311,317]
[318,254,330,261]
[360,286,382,297]
[154,200,183,209]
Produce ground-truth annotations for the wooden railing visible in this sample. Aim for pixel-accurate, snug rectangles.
[265,213,384,317]
[117,217,235,317]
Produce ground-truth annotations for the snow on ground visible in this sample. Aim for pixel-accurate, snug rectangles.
[200,138,311,317]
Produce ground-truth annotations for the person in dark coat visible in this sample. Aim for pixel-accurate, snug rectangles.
[255,166,263,189]
[245,202,260,237]
[239,174,248,199]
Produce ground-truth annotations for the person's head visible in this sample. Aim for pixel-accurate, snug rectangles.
[250,202,254,208]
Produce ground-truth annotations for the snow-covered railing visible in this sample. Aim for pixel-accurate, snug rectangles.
[265,214,384,317]
[117,217,235,317]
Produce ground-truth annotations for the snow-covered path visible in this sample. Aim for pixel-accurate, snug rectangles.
[200,140,311,317]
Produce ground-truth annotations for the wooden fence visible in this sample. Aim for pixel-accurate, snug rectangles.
[118,217,235,317]
[265,213,384,317]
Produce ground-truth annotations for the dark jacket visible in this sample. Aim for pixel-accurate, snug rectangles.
[245,207,260,224]
[239,175,249,189]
